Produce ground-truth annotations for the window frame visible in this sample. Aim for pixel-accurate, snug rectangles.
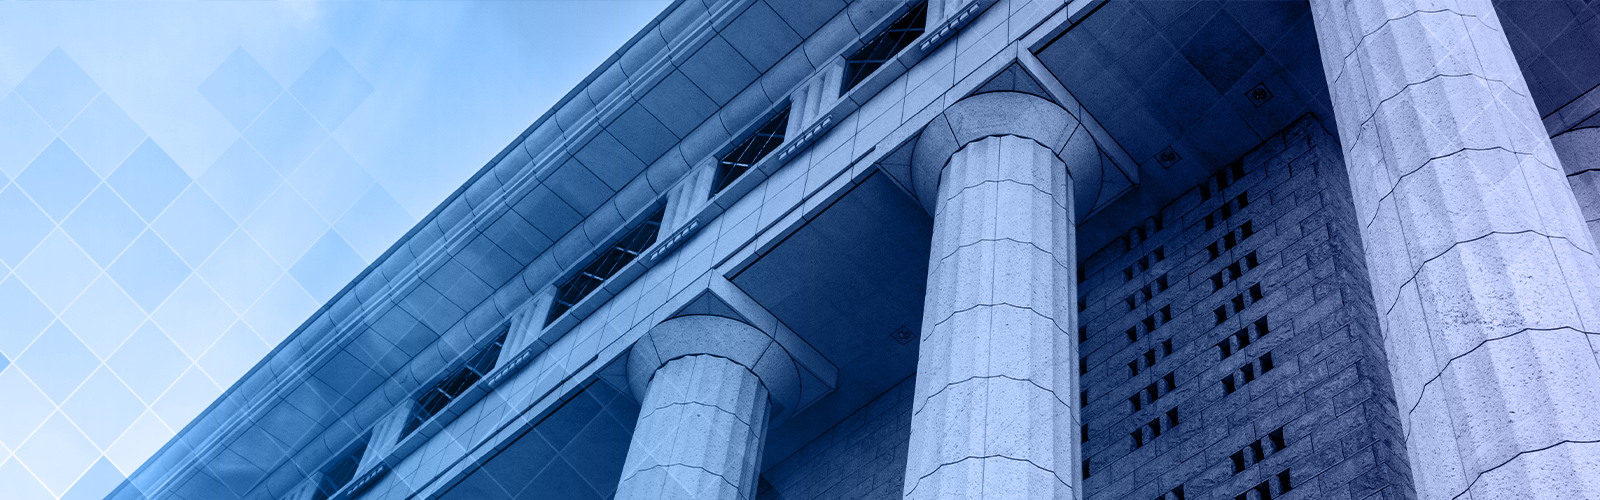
[841,0,929,94]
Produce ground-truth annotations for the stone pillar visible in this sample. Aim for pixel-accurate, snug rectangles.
[615,315,799,500]
[905,92,1079,499]
[1309,1,1600,498]
[616,355,768,500]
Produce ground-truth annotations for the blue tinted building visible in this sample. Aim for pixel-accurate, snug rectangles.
[110,1,1600,499]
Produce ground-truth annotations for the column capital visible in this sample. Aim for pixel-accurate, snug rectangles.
[627,315,801,418]
[911,91,1094,218]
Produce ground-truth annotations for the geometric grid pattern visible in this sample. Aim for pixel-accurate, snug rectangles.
[1035,0,1330,175]
[1494,0,1600,117]
[0,47,411,500]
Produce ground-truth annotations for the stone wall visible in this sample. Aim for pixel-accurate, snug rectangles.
[1077,116,1414,500]
[756,377,913,500]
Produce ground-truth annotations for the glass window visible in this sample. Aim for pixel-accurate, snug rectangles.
[713,107,789,195]
[545,206,666,324]
[841,1,927,94]
[312,440,366,500]
[399,330,508,440]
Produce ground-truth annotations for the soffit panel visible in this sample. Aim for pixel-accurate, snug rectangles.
[731,172,930,470]
[1035,0,1331,252]
[1494,0,1600,118]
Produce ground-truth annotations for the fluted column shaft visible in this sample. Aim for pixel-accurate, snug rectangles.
[1310,1,1600,498]
[904,135,1076,500]
[614,354,770,500]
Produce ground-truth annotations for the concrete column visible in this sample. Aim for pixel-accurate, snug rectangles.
[615,315,800,500]
[1309,1,1600,499]
[615,355,769,500]
[905,92,1078,499]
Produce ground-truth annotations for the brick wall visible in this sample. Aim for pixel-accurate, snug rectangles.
[756,377,913,500]
[1076,116,1415,500]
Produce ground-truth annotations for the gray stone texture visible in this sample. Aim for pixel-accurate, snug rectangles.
[1076,117,1412,500]
[910,91,1086,217]
[905,130,1077,498]
[1309,0,1600,498]
[615,354,772,500]
[617,315,802,500]
[627,315,803,419]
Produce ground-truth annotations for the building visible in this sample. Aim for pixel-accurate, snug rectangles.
[105,0,1600,499]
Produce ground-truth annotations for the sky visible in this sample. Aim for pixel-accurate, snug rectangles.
[0,2,670,499]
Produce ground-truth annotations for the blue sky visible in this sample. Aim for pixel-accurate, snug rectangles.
[0,2,669,499]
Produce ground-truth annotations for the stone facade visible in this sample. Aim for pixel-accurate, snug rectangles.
[1077,117,1412,500]
[111,1,1600,500]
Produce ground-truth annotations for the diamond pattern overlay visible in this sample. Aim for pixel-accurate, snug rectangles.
[0,47,414,499]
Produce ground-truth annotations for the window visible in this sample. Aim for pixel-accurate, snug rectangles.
[546,207,666,324]
[841,1,928,93]
[400,331,508,440]
[313,440,367,500]
[713,108,790,195]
